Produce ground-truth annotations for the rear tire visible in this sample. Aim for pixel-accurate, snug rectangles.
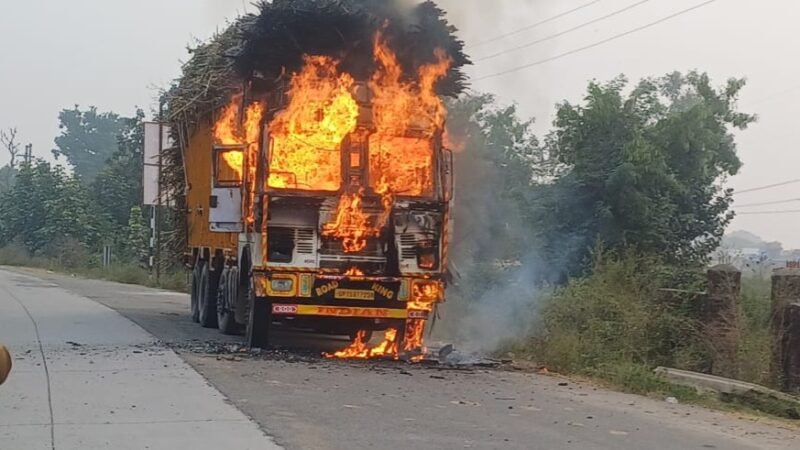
[246,281,271,348]
[199,264,219,329]
[190,262,205,323]
[217,268,239,335]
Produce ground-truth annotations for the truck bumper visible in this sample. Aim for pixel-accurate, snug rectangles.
[252,270,441,321]
[271,304,429,320]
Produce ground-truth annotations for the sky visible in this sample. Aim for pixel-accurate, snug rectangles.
[0,0,798,248]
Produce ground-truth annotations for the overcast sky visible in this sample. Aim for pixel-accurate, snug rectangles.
[1,0,798,247]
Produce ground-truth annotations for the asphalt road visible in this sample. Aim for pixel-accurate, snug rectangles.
[0,268,279,450]
[1,267,798,450]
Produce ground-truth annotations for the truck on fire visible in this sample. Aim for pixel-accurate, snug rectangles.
[164,1,467,355]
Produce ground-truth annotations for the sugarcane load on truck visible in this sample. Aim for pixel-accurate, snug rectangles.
[163,0,469,357]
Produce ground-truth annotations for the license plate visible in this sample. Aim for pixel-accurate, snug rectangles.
[335,289,375,301]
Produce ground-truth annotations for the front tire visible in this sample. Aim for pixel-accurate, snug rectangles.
[246,281,270,348]
[199,264,219,329]
[190,262,205,323]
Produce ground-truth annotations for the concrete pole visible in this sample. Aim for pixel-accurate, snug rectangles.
[705,265,741,379]
[771,268,800,392]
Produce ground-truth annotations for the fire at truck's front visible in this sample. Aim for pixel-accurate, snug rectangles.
[230,39,453,358]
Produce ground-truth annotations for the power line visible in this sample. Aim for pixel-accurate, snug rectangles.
[734,198,800,208]
[470,0,605,49]
[736,210,800,215]
[475,0,652,62]
[473,0,718,82]
[734,179,800,195]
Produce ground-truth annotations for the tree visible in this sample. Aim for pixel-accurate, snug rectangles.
[0,160,104,254]
[90,109,145,228]
[52,106,128,182]
[123,205,150,266]
[536,71,755,277]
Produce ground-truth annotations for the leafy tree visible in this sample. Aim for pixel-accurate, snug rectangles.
[0,160,104,254]
[0,166,15,195]
[536,71,755,277]
[123,205,150,266]
[90,109,145,228]
[52,106,128,182]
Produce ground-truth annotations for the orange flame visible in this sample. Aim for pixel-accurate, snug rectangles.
[214,102,246,180]
[268,56,358,191]
[214,101,241,145]
[325,329,399,359]
[404,319,426,356]
[345,267,365,277]
[244,103,264,228]
[368,37,451,197]
[321,189,379,253]
[212,99,264,229]
[320,39,450,253]
[408,281,440,312]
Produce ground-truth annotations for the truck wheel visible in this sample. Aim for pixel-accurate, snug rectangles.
[217,268,238,335]
[190,262,205,323]
[246,282,271,349]
[199,264,219,329]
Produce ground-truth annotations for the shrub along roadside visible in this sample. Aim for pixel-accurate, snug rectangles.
[505,251,784,418]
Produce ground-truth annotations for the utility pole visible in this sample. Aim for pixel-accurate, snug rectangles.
[155,98,165,285]
[23,144,32,164]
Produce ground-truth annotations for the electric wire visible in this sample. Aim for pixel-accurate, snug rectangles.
[473,0,718,82]
[470,0,605,49]
[475,0,652,62]
[734,179,800,195]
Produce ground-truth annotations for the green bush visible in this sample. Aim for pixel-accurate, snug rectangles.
[509,250,782,408]
[524,252,710,375]
[0,242,57,270]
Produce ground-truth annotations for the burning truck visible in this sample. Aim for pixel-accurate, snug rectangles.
[164,0,469,357]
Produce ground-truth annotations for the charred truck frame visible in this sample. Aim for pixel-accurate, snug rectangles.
[166,1,469,353]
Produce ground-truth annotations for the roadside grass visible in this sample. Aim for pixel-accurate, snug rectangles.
[0,245,188,293]
[737,276,772,387]
[503,253,797,421]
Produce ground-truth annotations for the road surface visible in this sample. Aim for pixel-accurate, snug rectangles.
[0,269,279,450]
[1,267,798,450]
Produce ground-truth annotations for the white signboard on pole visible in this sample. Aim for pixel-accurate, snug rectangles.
[143,122,174,206]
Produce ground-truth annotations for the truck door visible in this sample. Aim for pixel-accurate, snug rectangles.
[210,145,244,232]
